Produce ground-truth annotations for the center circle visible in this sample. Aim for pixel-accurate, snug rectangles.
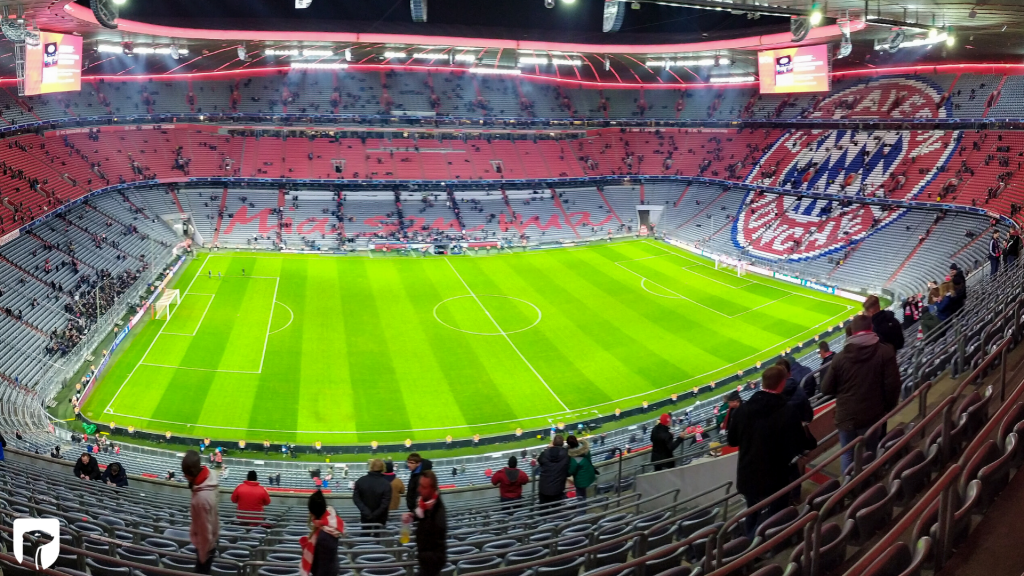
[433,295,542,336]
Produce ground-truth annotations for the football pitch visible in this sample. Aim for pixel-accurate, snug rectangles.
[83,239,857,444]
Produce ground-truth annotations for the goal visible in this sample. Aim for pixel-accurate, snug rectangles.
[714,255,747,278]
[153,289,181,320]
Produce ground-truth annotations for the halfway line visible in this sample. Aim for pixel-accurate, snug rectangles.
[444,259,568,412]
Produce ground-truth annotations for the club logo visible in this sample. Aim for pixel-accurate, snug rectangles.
[735,77,956,260]
[14,518,61,570]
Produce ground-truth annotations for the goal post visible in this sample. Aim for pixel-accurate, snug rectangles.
[713,255,746,277]
[153,289,181,320]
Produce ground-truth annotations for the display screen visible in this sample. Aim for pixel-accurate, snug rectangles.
[757,44,830,94]
[24,32,82,96]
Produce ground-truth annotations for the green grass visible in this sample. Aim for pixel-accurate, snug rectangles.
[81,239,856,445]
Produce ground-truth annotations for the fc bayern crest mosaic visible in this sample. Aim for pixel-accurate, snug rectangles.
[734,77,957,260]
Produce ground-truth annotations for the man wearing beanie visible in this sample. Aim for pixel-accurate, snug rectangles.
[650,413,685,471]
[491,456,530,509]
[383,461,405,511]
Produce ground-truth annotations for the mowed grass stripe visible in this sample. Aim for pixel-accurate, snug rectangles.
[437,259,575,421]
[528,250,756,399]
[90,241,859,442]
[147,269,259,426]
[452,256,607,411]
[341,260,414,434]
[247,257,305,438]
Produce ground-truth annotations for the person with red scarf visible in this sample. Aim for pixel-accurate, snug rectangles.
[405,470,446,576]
[181,450,220,575]
[300,490,344,576]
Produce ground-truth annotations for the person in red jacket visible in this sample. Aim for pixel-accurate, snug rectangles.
[231,470,271,522]
[491,456,529,509]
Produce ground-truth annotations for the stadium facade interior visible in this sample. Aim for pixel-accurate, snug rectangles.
[3,0,1024,575]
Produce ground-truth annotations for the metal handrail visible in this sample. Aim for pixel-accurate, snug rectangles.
[706,511,820,576]
[843,465,962,576]
[810,333,1017,576]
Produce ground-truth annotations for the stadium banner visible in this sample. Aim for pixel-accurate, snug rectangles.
[0,229,18,247]
[80,255,188,406]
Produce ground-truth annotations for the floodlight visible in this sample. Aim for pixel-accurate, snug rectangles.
[237,44,249,61]
[170,45,180,60]
[603,0,625,32]
[790,16,810,42]
[544,0,555,8]
[90,0,120,29]
[945,32,955,47]
[563,0,575,4]
[296,0,312,7]
[928,28,938,38]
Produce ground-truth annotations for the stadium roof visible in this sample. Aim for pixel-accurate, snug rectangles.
[0,0,1019,84]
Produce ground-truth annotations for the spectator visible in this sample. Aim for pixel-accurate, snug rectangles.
[774,359,814,423]
[353,459,392,529]
[73,452,100,480]
[727,366,817,538]
[566,435,596,504]
[716,391,742,431]
[650,413,684,471]
[989,230,1003,276]
[384,461,405,512]
[537,436,570,510]
[100,462,129,488]
[181,450,220,575]
[231,471,271,520]
[405,453,433,512]
[863,295,905,351]
[821,314,902,474]
[50,445,61,459]
[1006,229,1021,268]
[300,490,344,576]
[818,341,834,367]
[408,470,446,576]
[491,456,529,508]
[949,263,967,300]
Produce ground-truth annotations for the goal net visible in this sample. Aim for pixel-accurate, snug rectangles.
[714,255,746,277]
[153,289,181,320]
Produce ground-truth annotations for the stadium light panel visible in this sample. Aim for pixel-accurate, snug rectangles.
[453,54,477,63]
[302,49,334,57]
[519,56,550,65]
[469,68,521,75]
[265,49,300,56]
[112,0,126,4]
[384,51,408,59]
[291,63,349,69]
[709,75,755,83]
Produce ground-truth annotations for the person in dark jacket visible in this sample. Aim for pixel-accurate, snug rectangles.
[408,470,446,576]
[301,490,343,576]
[650,413,684,470]
[727,366,817,538]
[818,341,834,366]
[821,314,902,475]
[863,295,904,351]
[73,452,100,480]
[100,462,129,487]
[716,391,742,431]
[405,454,433,513]
[1005,229,1022,268]
[989,230,1003,276]
[949,263,967,300]
[352,459,393,528]
[775,359,814,423]
[537,436,569,510]
[491,457,529,507]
